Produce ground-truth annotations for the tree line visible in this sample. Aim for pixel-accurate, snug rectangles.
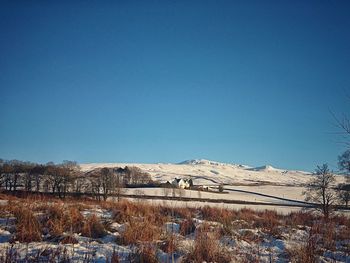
[0,159,154,201]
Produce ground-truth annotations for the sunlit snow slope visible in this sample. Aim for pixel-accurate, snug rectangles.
[80,159,338,186]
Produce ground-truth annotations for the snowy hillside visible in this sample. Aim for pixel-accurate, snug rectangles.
[80,159,342,186]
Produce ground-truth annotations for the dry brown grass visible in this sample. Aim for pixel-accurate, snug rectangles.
[1,191,349,262]
[180,218,196,236]
[122,217,162,245]
[186,223,231,263]
[201,206,235,223]
[331,214,350,229]
[45,203,65,236]
[108,200,164,223]
[287,220,340,262]
[0,245,78,262]
[171,207,196,220]
[60,235,79,244]
[159,234,177,254]
[11,204,42,242]
[131,244,159,263]
[240,230,262,244]
[253,210,282,237]
[286,211,316,227]
[236,208,258,223]
[81,214,106,238]
[64,206,85,233]
[287,230,318,263]
[43,203,85,237]
[130,244,159,263]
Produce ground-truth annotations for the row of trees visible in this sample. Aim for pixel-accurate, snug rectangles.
[0,160,153,201]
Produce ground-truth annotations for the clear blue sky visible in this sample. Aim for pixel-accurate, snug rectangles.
[1,1,349,171]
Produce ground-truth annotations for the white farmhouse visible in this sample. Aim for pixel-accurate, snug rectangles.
[171,178,193,189]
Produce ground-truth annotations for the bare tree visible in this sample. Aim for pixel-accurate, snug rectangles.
[10,162,20,191]
[304,164,337,218]
[72,173,89,195]
[331,95,350,208]
[88,173,102,201]
[332,111,350,146]
[31,165,45,192]
[114,171,125,202]
[100,167,113,201]
[337,184,350,208]
[337,150,350,207]
[338,150,350,175]
[331,93,350,147]
[44,163,74,198]
[124,166,152,185]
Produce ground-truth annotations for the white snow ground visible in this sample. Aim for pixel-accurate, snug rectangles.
[81,159,347,212]
[80,159,345,186]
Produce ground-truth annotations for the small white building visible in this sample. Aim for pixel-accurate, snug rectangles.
[171,178,193,189]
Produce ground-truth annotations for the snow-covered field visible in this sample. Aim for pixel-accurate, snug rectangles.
[0,197,349,262]
[81,159,347,213]
[124,185,306,203]
[80,159,345,186]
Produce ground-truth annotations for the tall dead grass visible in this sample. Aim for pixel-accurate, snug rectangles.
[44,203,85,237]
[11,204,42,242]
[81,214,106,238]
[185,223,231,263]
[122,217,162,245]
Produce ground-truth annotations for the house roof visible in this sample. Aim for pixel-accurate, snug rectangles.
[174,178,192,183]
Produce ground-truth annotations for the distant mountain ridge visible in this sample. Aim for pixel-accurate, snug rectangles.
[178,159,276,170]
[79,158,326,186]
[178,159,234,166]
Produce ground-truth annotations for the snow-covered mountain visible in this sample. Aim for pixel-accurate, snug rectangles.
[79,159,332,186]
[178,159,232,166]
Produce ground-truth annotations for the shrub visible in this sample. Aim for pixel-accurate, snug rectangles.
[81,214,106,238]
[180,218,196,236]
[132,244,159,263]
[321,221,336,251]
[171,207,194,220]
[201,206,235,225]
[287,233,318,263]
[12,205,42,242]
[254,210,281,237]
[237,208,257,224]
[159,234,177,254]
[286,211,315,228]
[44,204,85,237]
[63,206,84,233]
[122,218,161,245]
[186,223,231,263]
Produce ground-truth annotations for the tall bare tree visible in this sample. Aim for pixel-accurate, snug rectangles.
[304,164,337,218]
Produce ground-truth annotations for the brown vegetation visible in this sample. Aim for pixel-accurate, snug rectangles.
[11,204,42,242]
[81,214,106,238]
[186,223,231,263]
[122,218,161,245]
[0,192,349,262]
